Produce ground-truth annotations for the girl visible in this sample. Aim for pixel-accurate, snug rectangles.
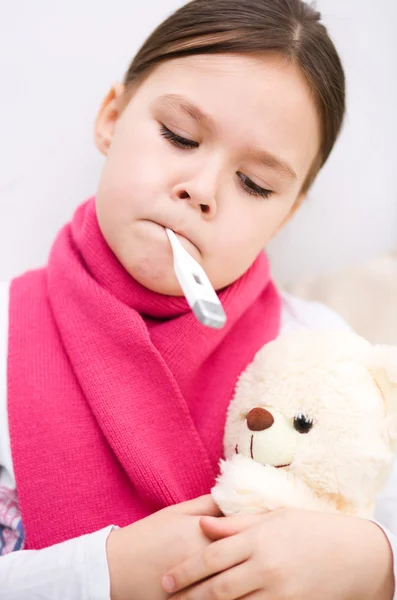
[1,0,396,598]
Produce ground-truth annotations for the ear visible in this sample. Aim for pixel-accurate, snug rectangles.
[369,345,397,444]
[94,83,126,156]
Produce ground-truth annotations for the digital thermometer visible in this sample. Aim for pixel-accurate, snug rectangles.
[166,228,227,329]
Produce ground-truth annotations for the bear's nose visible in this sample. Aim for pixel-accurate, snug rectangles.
[246,407,274,431]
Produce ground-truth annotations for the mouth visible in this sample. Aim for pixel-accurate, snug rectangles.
[144,220,200,255]
[235,439,291,469]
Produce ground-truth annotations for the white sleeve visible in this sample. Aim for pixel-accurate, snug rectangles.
[0,525,114,600]
[280,291,354,333]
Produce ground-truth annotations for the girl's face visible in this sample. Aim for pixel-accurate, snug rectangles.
[95,53,321,295]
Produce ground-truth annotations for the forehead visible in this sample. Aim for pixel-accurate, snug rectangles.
[136,52,321,186]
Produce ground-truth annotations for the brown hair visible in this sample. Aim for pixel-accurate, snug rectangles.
[124,0,346,191]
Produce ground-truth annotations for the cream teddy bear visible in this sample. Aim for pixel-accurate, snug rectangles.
[212,330,397,518]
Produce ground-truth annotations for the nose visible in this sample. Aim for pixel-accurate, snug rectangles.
[171,157,221,219]
[172,186,217,218]
[246,408,274,431]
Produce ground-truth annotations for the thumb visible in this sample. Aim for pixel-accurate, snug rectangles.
[200,513,264,540]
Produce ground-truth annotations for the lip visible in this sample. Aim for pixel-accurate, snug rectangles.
[173,231,200,256]
[235,440,291,469]
[144,219,200,255]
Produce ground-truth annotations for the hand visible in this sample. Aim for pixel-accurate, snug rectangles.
[106,495,221,600]
[162,509,395,599]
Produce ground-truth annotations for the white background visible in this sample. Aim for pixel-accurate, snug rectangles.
[0,0,396,284]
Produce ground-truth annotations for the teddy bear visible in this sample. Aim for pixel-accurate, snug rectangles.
[212,329,397,518]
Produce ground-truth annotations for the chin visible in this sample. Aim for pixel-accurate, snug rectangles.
[137,274,184,297]
[106,227,182,296]
[125,257,184,297]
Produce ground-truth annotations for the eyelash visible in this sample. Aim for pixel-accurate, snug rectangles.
[160,124,199,149]
[237,173,273,199]
[159,125,274,200]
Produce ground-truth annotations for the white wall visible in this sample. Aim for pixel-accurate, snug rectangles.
[0,0,396,284]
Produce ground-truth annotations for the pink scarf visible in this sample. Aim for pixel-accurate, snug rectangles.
[7,198,280,550]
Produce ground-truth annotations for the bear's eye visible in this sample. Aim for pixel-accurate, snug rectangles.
[293,413,313,434]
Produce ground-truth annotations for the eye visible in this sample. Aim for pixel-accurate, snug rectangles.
[293,413,313,434]
[237,172,273,199]
[160,124,199,149]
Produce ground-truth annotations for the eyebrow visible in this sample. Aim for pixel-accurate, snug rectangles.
[156,93,297,181]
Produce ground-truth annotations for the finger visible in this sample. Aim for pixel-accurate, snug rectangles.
[162,533,250,594]
[167,562,261,600]
[174,495,223,517]
[200,513,264,540]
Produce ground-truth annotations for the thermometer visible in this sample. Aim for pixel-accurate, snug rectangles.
[166,228,227,329]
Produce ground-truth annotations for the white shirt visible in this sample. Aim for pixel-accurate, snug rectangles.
[0,280,396,599]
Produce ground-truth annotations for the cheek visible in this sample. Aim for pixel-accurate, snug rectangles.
[209,200,293,275]
[97,119,171,215]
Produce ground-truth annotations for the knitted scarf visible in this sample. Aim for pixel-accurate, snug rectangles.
[8,198,280,549]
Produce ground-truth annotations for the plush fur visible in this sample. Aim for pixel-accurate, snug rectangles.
[212,330,397,518]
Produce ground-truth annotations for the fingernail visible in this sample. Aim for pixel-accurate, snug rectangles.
[162,575,176,593]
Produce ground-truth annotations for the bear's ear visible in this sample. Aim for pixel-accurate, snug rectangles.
[369,345,397,444]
